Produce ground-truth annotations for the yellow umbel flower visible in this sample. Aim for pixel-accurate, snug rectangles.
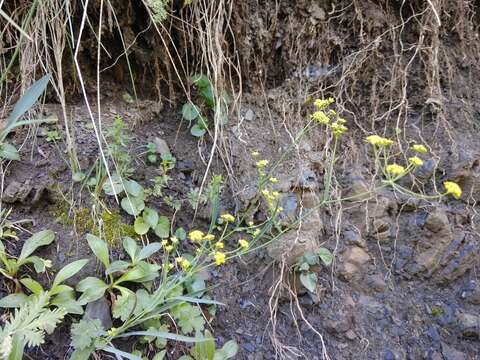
[215,241,224,249]
[412,144,428,154]
[203,234,215,241]
[251,151,260,157]
[188,230,204,242]
[386,164,406,176]
[256,159,269,168]
[366,135,393,147]
[175,256,190,270]
[238,239,249,250]
[444,181,462,199]
[269,177,278,183]
[161,239,168,246]
[220,213,235,223]
[314,98,335,110]
[311,111,330,125]
[252,228,261,238]
[214,251,226,266]
[330,122,348,137]
[409,156,423,167]
[165,245,174,252]
[170,236,179,245]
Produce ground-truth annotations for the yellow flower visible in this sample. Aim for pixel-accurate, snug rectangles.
[365,135,393,147]
[252,229,260,238]
[214,251,226,266]
[188,230,204,242]
[170,236,179,245]
[247,221,254,227]
[203,234,215,241]
[238,239,249,250]
[165,245,174,252]
[313,98,335,110]
[215,241,224,249]
[409,156,424,167]
[386,164,406,176]
[412,144,428,154]
[251,151,260,157]
[330,122,348,137]
[444,181,462,199]
[269,177,278,183]
[311,111,330,125]
[180,259,191,271]
[161,239,168,246]
[256,159,269,168]
[220,213,235,223]
[175,256,184,264]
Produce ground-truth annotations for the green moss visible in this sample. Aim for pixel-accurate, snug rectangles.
[431,306,445,317]
[50,199,135,245]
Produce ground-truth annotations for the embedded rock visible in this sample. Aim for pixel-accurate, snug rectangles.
[339,246,371,281]
[267,230,319,265]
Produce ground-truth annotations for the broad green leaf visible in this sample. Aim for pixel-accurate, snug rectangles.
[171,296,223,306]
[0,143,20,160]
[0,293,28,308]
[112,291,135,321]
[318,248,333,266]
[134,261,161,283]
[134,217,150,235]
[133,289,151,316]
[26,256,52,273]
[192,330,215,360]
[123,237,138,261]
[76,278,108,305]
[51,290,84,315]
[182,103,199,121]
[299,272,317,293]
[20,278,44,295]
[174,227,186,241]
[304,252,320,266]
[152,350,166,360]
[190,123,206,137]
[6,75,50,131]
[115,265,147,284]
[137,243,162,261]
[105,260,130,275]
[69,347,95,360]
[7,334,26,360]
[48,284,74,296]
[71,319,105,351]
[154,216,170,238]
[87,234,110,268]
[121,196,145,216]
[218,340,239,359]
[143,207,159,228]
[191,74,211,89]
[102,174,124,196]
[53,259,89,287]
[200,86,215,108]
[76,277,108,292]
[124,180,144,197]
[72,172,86,182]
[19,230,55,260]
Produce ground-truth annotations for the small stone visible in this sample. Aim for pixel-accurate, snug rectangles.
[367,274,388,292]
[441,343,467,360]
[426,325,441,343]
[296,167,318,190]
[83,297,112,330]
[244,108,255,121]
[267,230,319,265]
[309,3,326,20]
[242,343,255,353]
[3,180,32,203]
[343,230,367,248]
[339,246,371,281]
[456,312,479,339]
[425,208,449,233]
[177,160,195,173]
[345,176,371,201]
[153,137,171,156]
[345,329,357,340]
[300,190,320,208]
[324,311,353,335]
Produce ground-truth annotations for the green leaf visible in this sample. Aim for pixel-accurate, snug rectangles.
[105,260,130,275]
[71,319,106,351]
[191,74,211,89]
[134,217,150,235]
[318,247,333,266]
[121,196,145,216]
[27,256,52,273]
[171,303,205,334]
[137,243,162,261]
[72,172,86,182]
[123,237,138,261]
[19,230,55,261]
[200,86,215,108]
[20,278,44,295]
[0,293,28,308]
[124,180,144,197]
[0,142,20,160]
[48,284,74,296]
[112,291,135,321]
[52,259,89,287]
[115,330,205,343]
[69,347,95,360]
[102,174,124,196]
[51,290,84,315]
[299,272,317,293]
[174,227,186,241]
[143,207,159,228]
[182,103,199,121]
[153,216,170,238]
[192,330,215,360]
[86,234,110,268]
[103,346,142,360]
[152,350,167,360]
[190,123,206,137]
[133,289,151,316]
[76,277,108,305]
[219,340,239,359]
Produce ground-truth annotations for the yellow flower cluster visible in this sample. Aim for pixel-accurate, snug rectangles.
[251,151,260,157]
[188,230,204,242]
[269,177,278,183]
[256,159,269,168]
[220,213,235,223]
[443,181,462,199]
[412,144,428,154]
[175,257,191,271]
[215,241,224,249]
[214,251,226,265]
[386,164,406,176]
[314,97,335,110]
[238,239,249,250]
[366,135,394,147]
[408,156,423,167]
[330,121,348,137]
[311,111,330,125]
